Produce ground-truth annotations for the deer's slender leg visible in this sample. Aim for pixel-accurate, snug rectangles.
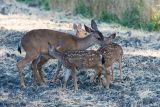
[31,54,43,84]
[17,52,38,88]
[31,60,40,84]
[63,68,71,90]
[90,65,103,84]
[30,63,37,85]
[37,56,50,83]
[70,67,78,91]
[52,60,62,82]
[104,66,110,89]
[111,64,114,81]
[119,57,122,82]
[90,71,98,82]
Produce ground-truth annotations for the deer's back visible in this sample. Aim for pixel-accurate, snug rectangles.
[62,50,101,68]
[98,43,123,66]
[21,29,79,54]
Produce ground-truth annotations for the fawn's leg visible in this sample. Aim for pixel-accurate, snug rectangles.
[52,60,62,82]
[111,64,114,81]
[70,67,78,91]
[17,52,38,88]
[104,66,110,89]
[90,65,103,84]
[90,71,97,82]
[119,58,122,82]
[95,65,103,84]
[63,68,71,90]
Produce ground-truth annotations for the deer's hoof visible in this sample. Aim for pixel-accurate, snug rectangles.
[20,84,26,88]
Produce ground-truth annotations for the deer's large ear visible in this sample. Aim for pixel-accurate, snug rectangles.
[84,25,93,33]
[91,19,98,31]
[109,33,116,39]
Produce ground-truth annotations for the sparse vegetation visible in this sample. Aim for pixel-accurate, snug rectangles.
[1,0,160,106]
[73,0,159,31]
[16,0,50,10]
[120,7,141,29]
[74,0,92,18]
[119,7,160,31]
[98,11,119,23]
[16,0,160,31]
[145,14,160,31]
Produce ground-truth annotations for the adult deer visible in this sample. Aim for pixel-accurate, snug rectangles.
[17,20,104,88]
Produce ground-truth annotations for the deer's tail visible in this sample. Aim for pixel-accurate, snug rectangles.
[18,43,21,54]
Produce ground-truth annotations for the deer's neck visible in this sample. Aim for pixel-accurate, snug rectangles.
[77,35,94,50]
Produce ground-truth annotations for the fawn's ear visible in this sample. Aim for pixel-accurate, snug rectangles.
[84,25,93,33]
[73,23,77,30]
[109,33,116,39]
[91,19,98,31]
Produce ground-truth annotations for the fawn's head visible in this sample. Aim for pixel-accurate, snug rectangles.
[84,20,104,44]
[73,23,87,38]
[101,33,116,46]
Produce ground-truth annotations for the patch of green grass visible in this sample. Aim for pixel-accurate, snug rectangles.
[74,0,92,18]
[148,14,160,31]
[121,7,160,31]
[120,7,141,29]
[16,0,50,10]
[97,7,159,31]
[98,11,119,23]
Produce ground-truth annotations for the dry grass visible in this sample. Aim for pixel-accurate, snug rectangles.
[49,0,160,21]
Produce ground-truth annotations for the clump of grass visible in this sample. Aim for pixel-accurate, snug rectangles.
[16,0,50,10]
[98,11,119,23]
[120,7,160,31]
[97,7,160,31]
[144,14,160,31]
[74,0,92,18]
[120,7,142,29]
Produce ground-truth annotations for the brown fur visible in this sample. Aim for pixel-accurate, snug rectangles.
[98,43,123,88]
[17,22,104,88]
[73,23,87,38]
[48,45,103,91]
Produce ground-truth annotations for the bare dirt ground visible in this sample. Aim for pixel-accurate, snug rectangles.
[0,1,160,107]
